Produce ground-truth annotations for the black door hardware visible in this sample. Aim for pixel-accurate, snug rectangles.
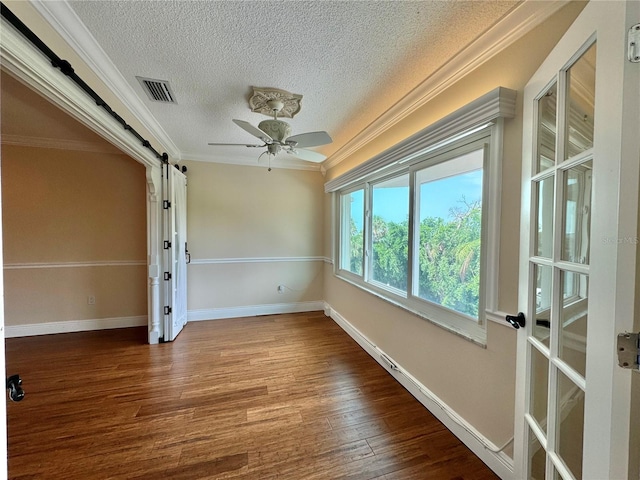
[505,312,526,329]
[6,374,24,402]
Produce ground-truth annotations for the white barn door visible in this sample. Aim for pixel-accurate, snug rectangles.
[163,165,188,342]
[514,1,639,479]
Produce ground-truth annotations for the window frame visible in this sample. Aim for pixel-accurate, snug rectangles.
[327,88,515,344]
[408,136,489,323]
[338,186,366,277]
[335,129,498,343]
[369,171,410,295]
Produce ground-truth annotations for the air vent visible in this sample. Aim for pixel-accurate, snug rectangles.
[136,77,177,104]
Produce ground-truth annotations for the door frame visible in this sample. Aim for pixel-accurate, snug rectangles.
[515,1,640,478]
[0,13,167,345]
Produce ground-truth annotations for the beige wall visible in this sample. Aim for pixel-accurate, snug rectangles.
[322,1,586,454]
[1,144,147,326]
[182,160,325,311]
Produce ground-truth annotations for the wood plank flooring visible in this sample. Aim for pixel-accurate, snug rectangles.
[6,312,499,479]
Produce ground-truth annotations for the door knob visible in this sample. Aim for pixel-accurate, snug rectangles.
[505,312,526,329]
[6,374,24,402]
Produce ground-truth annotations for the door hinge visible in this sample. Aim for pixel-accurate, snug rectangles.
[164,271,171,281]
[629,24,640,63]
[163,240,171,249]
[163,200,171,209]
[617,332,639,370]
[164,306,172,315]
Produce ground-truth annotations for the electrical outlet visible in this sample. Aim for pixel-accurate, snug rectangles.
[88,295,96,305]
[277,285,284,294]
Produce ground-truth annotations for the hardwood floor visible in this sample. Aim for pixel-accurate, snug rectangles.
[6,312,499,479]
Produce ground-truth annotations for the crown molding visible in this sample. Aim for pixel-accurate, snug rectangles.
[1,134,126,155]
[323,0,569,170]
[324,87,516,193]
[182,151,322,172]
[30,0,181,160]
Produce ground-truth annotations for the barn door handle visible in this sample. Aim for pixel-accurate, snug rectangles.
[505,312,526,329]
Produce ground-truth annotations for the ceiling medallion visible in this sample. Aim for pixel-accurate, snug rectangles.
[249,87,302,118]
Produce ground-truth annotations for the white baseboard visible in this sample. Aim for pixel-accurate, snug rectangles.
[3,302,325,337]
[187,300,325,322]
[5,315,147,338]
[324,302,514,480]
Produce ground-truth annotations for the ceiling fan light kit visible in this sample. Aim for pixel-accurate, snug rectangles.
[258,118,291,143]
[208,87,333,169]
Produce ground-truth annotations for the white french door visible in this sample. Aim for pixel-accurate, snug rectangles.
[163,165,188,342]
[514,1,639,479]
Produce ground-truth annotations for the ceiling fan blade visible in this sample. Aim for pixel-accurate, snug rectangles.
[286,148,326,163]
[207,142,264,147]
[286,131,332,148]
[232,119,273,143]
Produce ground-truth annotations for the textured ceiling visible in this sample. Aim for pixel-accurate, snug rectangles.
[13,0,524,168]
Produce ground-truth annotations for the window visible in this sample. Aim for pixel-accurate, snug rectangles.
[371,174,409,292]
[328,88,515,342]
[335,133,494,341]
[339,189,364,275]
[414,147,483,318]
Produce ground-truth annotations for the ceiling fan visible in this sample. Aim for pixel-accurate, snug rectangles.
[208,98,332,170]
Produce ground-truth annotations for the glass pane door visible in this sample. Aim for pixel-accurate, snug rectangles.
[517,2,638,478]
[525,42,596,480]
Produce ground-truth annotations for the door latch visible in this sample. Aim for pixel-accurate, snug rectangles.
[617,332,639,370]
[6,374,24,402]
[505,312,526,329]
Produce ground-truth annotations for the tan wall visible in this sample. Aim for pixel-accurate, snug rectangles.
[182,160,325,312]
[322,1,586,454]
[1,144,147,325]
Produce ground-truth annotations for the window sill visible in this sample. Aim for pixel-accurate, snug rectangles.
[334,270,488,347]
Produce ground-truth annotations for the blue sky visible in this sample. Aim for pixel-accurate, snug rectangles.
[350,170,483,229]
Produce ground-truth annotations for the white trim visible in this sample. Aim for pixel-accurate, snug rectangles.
[323,0,568,171]
[30,0,181,160]
[5,315,147,338]
[324,87,516,193]
[187,301,325,322]
[189,256,327,265]
[324,303,514,480]
[4,260,146,270]
[0,134,124,155]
